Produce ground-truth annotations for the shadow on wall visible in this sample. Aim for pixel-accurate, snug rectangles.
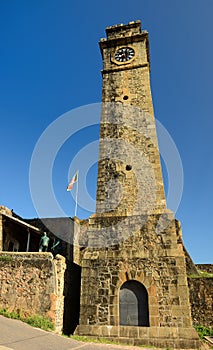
[63,262,81,335]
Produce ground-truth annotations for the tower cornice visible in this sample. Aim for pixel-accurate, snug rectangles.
[101,62,149,75]
[99,31,149,49]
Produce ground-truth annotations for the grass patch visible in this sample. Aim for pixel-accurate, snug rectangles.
[0,308,54,331]
[0,255,13,262]
[24,314,54,330]
[0,308,21,320]
[194,325,213,339]
[69,335,121,345]
[188,270,213,278]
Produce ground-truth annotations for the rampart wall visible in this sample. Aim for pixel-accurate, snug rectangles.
[188,276,213,328]
[0,252,66,333]
[0,251,212,335]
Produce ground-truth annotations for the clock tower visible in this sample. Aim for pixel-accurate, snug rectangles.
[75,21,200,349]
[96,20,166,217]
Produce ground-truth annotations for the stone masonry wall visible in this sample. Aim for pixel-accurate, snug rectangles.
[188,277,213,328]
[79,212,193,328]
[0,252,66,333]
[76,211,201,348]
[196,264,213,274]
[96,104,166,215]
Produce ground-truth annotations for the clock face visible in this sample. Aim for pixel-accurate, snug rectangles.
[114,47,135,62]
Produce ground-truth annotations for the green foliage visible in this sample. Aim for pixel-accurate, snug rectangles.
[197,270,213,278]
[24,315,54,330]
[0,255,13,262]
[69,335,120,344]
[0,308,54,331]
[69,335,156,348]
[194,325,213,339]
[188,270,213,278]
[0,308,21,319]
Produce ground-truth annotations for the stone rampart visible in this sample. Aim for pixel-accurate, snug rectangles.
[188,276,213,328]
[196,264,213,274]
[0,252,66,333]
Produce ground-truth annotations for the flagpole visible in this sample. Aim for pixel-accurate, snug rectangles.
[74,171,79,217]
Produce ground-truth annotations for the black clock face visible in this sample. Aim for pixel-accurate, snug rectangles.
[114,47,135,62]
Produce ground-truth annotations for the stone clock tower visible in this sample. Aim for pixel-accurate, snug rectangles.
[75,21,200,349]
[96,21,166,217]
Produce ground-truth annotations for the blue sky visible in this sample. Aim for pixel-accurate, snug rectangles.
[0,0,212,263]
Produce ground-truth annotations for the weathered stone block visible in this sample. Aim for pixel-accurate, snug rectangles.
[128,326,139,338]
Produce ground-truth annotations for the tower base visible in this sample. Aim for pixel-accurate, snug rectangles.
[75,325,201,349]
[76,212,201,349]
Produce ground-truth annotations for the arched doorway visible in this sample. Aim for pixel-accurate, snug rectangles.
[119,280,149,326]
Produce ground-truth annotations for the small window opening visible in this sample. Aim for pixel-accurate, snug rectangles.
[126,165,132,171]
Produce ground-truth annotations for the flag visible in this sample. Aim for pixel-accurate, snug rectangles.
[67,171,78,191]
